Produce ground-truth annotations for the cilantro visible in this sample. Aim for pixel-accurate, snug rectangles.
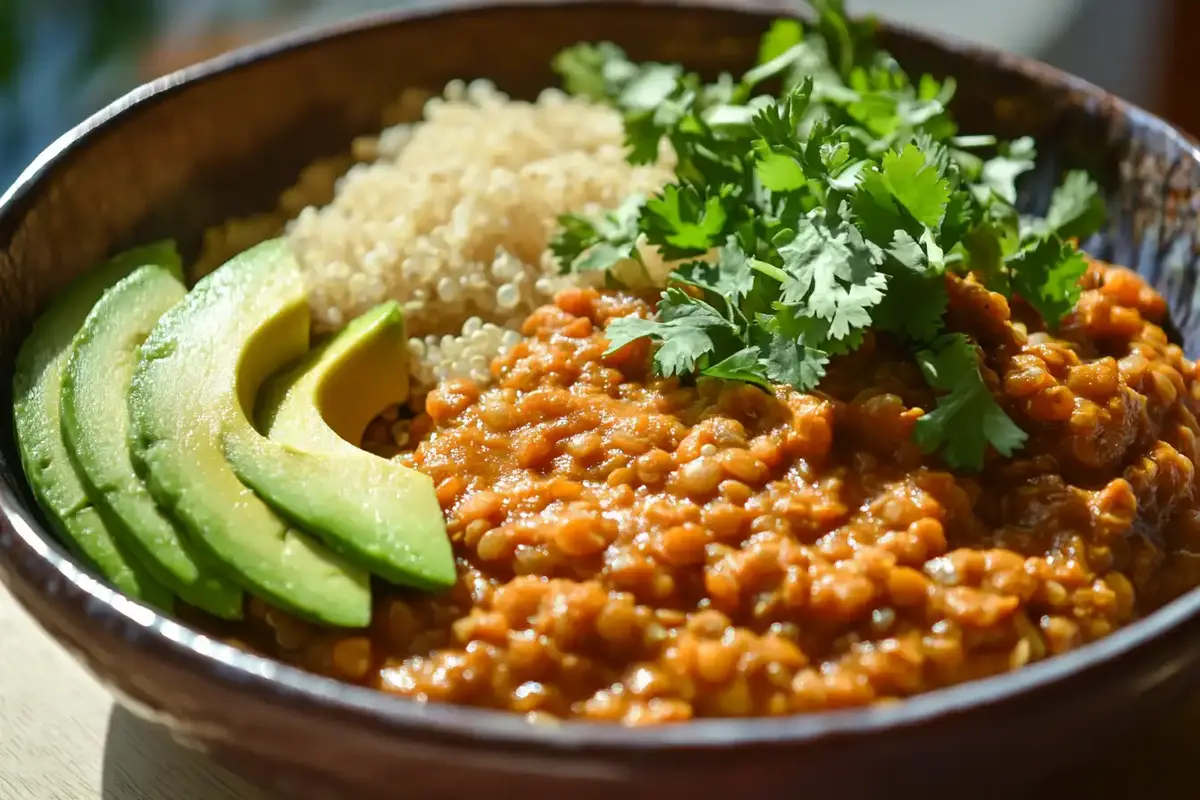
[1009,236,1088,326]
[551,194,645,274]
[551,42,638,104]
[702,347,775,389]
[745,19,805,88]
[874,144,950,228]
[550,0,1107,473]
[963,222,1010,294]
[674,240,756,307]
[644,184,729,255]
[759,308,831,389]
[757,151,809,193]
[758,19,804,64]
[913,334,1028,471]
[776,217,886,340]
[873,268,947,342]
[809,0,878,82]
[619,63,683,111]
[604,289,734,378]
[1044,169,1106,242]
[979,136,1036,204]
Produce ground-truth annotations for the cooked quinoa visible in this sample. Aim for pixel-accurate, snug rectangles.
[199,80,675,394]
[285,81,672,392]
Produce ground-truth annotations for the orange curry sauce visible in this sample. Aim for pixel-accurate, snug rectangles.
[230,258,1200,724]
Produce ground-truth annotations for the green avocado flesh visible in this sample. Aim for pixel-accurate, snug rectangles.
[261,301,413,455]
[61,264,244,620]
[13,245,175,610]
[128,239,371,627]
[228,301,456,591]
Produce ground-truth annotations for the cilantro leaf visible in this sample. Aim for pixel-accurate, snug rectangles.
[652,326,715,376]
[963,222,1009,294]
[551,194,645,274]
[758,309,830,390]
[644,184,729,255]
[551,213,600,271]
[776,217,886,340]
[874,267,947,342]
[810,0,877,81]
[745,20,805,88]
[702,347,773,388]
[604,313,714,377]
[572,241,635,274]
[673,239,756,306]
[951,134,998,149]
[659,286,732,326]
[704,97,775,133]
[937,187,977,251]
[551,42,632,103]
[752,78,814,152]
[623,83,696,164]
[885,229,926,270]
[624,109,673,165]
[979,136,1036,204]
[912,334,1028,471]
[757,152,808,193]
[619,63,683,111]
[605,288,735,378]
[764,337,829,390]
[1044,169,1106,242]
[877,143,951,228]
[757,19,804,65]
[553,42,685,116]
[1008,236,1088,325]
[603,315,664,353]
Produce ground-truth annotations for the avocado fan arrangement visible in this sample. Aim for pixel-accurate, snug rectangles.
[12,239,456,627]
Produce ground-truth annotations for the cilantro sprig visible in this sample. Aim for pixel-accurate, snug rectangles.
[549,2,1105,472]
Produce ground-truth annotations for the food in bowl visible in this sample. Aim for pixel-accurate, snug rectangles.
[13,1,1200,725]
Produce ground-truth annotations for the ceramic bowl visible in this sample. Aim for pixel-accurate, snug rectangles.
[3,2,1200,798]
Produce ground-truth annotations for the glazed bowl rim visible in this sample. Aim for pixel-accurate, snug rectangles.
[3,0,1200,752]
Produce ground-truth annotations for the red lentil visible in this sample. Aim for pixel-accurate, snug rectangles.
[234,259,1200,725]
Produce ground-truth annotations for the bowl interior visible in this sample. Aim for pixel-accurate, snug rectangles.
[2,0,1200,747]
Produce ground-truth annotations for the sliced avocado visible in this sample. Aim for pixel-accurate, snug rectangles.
[260,301,412,454]
[13,245,174,610]
[61,264,244,620]
[128,239,371,627]
[226,302,455,591]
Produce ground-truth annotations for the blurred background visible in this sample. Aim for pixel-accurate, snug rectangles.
[0,0,1192,189]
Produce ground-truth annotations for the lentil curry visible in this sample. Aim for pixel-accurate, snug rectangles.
[224,257,1200,724]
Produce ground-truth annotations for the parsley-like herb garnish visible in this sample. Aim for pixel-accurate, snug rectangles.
[548,2,1106,472]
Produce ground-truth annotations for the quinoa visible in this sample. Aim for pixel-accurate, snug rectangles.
[282,80,673,392]
[199,80,674,393]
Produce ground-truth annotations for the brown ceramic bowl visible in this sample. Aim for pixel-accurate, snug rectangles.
[4,2,1200,798]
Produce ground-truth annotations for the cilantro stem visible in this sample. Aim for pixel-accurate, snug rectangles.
[748,258,789,283]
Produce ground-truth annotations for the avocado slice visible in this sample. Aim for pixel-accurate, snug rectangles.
[226,302,455,591]
[128,239,371,627]
[261,302,412,454]
[13,245,174,610]
[61,264,244,620]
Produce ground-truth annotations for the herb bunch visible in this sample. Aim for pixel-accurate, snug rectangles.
[549,0,1106,472]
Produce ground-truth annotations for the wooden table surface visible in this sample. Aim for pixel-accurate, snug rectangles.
[4,575,1200,800]
[0,586,265,800]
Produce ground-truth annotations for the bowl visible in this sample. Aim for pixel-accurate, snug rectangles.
[3,2,1200,797]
